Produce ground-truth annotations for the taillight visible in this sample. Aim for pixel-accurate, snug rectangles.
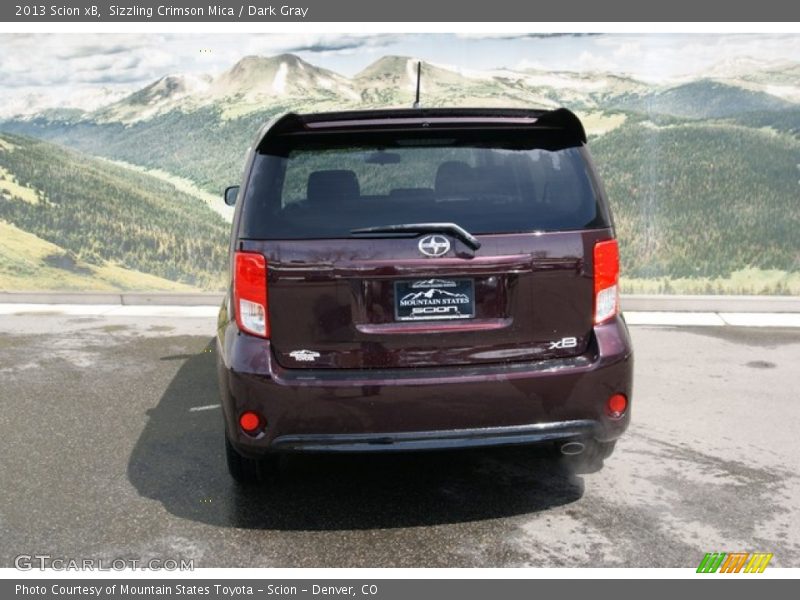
[593,239,619,325]
[233,251,269,338]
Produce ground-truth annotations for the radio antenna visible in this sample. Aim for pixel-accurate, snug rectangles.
[413,61,422,108]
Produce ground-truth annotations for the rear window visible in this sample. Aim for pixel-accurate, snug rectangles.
[240,129,607,239]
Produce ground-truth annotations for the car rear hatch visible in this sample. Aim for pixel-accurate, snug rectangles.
[237,108,614,370]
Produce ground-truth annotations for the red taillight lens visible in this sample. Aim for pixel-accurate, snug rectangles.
[607,393,628,419]
[593,239,619,325]
[239,411,262,433]
[234,251,269,338]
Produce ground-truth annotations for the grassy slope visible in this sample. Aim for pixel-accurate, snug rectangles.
[2,89,799,294]
[0,132,228,291]
[0,220,194,291]
[621,268,800,296]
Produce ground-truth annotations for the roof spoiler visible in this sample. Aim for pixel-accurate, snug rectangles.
[258,106,587,147]
[535,108,586,144]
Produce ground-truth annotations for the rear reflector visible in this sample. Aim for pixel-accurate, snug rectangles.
[607,393,628,419]
[239,411,262,433]
[593,239,619,325]
[234,251,269,338]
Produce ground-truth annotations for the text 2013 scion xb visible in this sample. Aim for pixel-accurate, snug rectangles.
[217,107,633,484]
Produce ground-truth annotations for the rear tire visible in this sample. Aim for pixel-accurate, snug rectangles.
[559,440,616,474]
[225,435,278,485]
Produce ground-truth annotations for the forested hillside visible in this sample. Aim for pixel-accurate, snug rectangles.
[1,53,799,293]
[608,80,795,119]
[0,133,228,289]
[1,107,266,193]
[592,122,800,280]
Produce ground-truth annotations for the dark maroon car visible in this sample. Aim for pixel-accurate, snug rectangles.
[217,107,633,483]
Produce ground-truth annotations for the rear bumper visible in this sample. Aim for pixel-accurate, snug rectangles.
[217,315,633,457]
[271,420,597,453]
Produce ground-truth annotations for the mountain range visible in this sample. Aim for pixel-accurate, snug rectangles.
[1,52,798,293]
[8,53,800,124]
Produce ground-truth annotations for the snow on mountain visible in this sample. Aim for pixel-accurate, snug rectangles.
[94,74,212,123]
[7,53,798,125]
[206,54,359,117]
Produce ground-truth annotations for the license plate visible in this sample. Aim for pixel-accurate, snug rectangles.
[394,278,475,321]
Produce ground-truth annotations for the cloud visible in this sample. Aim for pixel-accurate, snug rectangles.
[56,44,132,59]
[1,32,799,118]
[0,34,165,88]
[613,41,642,59]
[83,73,147,85]
[0,33,406,112]
[286,41,364,53]
[590,33,800,80]
[456,33,601,40]
[236,33,401,58]
[574,51,618,73]
[0,84,132,117]
[284,34,400,54]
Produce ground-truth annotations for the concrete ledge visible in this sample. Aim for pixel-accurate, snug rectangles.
[0,291,226,306]
[0,291,799,313]
[0,291,124,305]
[120,292,225,306]
[621,294,800,313]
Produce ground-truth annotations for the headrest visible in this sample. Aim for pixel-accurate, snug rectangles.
[307,170,360,202]
[434,161,473,197]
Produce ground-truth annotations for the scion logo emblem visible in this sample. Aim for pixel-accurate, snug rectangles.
[418,235,450,257]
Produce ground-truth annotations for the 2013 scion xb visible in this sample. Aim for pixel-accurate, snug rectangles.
[217,107,633,483]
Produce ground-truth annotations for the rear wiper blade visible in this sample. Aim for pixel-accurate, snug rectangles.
[350,222,481,251]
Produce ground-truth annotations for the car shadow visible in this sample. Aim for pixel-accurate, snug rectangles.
[128,341,585,531]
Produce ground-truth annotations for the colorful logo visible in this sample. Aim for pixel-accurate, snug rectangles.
[697,552,773,573]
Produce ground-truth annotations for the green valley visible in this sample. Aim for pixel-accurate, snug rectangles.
[0,133,228,291]
[1,53,798,293]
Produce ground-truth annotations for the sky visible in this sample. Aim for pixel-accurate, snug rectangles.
[1,32,799,116]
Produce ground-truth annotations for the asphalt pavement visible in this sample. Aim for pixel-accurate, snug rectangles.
[0,313,798,568]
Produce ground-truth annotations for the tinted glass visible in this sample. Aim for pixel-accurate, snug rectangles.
[240,131,606,239]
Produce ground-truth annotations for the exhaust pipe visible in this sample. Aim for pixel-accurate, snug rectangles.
[560,441,586,456]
